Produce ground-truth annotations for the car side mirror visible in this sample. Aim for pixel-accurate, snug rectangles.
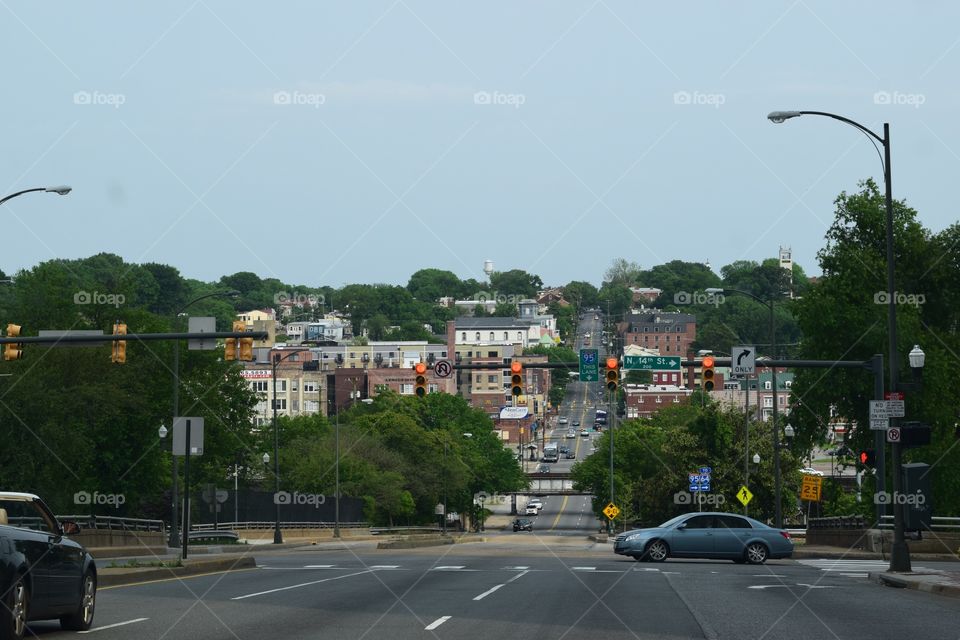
[61,520,81,536]
[676,522,687,530]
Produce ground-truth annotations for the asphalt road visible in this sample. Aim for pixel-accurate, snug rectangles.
[31,542,960,639]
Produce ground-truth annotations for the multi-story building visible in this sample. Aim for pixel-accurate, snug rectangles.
[284,317,348,344]
[712,371,794,422]
[242,350,325,428]
[618,310,696,357]
[623,384,693,419]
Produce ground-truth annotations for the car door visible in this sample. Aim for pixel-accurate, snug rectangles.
[667,515,715,557]
[3,501,57,616]
[33,501,83,610]
[713,515,752,557]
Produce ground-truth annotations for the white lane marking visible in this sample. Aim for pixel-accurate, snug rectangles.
[506,570,530,583]
[425,616,451,630]
[752,574,788,577]
[369,565,400,569]
[79,618,149,633]
[504,566,529,570]
[839,573,868,578]
[473,584,505,600]
[232,569,373,600]
[748,583,838,590]
[433,566,465,570]
[305,564,334,568]
[571,566,596,571]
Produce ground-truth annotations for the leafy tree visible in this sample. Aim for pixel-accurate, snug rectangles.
[489,269,542,298]
[563,281,600,310]
[604,259,642,286]
[406,268,464,302]
[491,302,517,317]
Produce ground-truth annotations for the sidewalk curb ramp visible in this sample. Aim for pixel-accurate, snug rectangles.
[870,571,960,599]
[99,556,256,587]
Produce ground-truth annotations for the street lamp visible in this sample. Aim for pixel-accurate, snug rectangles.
[753,453,761,464]
[768,109,908,571]
[0,185,71,206]
[270,348,310,544]
[158,424,168,439]
[168,289,240,549]
[706,286,784,527]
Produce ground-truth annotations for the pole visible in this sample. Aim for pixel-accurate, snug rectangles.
[872,354,886,524]
[770,301,782,528]
[169,342,180,548]
[442,440,447,536]
[334,411,341,538]
[608,388,614,535]
[882,124,910,572]
[182,419,191,560]
[744,373,750,515]
[234,462,239,525]
[272,356,283,544]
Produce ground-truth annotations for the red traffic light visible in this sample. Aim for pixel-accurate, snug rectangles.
[414,362,427,374]
[510,361,522,374]
[702,355,715,368]
[605,357,618,369]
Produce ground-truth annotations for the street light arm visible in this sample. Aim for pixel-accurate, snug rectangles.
[769,110,886,173]
[1,186,71,206]
[176,289,241,316]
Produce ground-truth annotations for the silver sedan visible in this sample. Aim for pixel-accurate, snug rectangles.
[613,512,794,564]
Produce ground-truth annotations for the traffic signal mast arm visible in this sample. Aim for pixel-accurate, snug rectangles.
[0,330,269,344]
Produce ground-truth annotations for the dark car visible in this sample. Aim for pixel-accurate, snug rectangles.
[613,512,793,565]
[559,445,570,454]
[0,492,97,637]
[565,451,576,459]
[512,518,533,532]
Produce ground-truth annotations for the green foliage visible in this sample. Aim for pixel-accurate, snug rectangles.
[563,281,600,309]
[489,269,542,298]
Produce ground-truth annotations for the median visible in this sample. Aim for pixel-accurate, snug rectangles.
[99,555,257,587]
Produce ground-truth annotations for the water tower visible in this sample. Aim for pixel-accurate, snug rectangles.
[483,260,494,278]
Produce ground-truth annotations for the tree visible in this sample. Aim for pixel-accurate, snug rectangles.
[406,268,464,303]
[491,302,517,317]
[489,269,542,298]
[563,281,599,310]
[637,260,721,306]
[604,259,642,286]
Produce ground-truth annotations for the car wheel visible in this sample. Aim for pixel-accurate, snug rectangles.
[60,572,96,631]
[745,542,769,565]
[644,540,669,563]
[1,574,28,640]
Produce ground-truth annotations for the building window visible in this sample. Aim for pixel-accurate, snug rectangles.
[291,380,299,392]
[764,381,772,390]
[673,396,680,403]
[488,351,497,357]
[389,352,396,358]
[475,374,481,383]
[305,400,319,413]
[276,380,287,392]
[272,398,287,411]
[489,332,495,341]
[488,374,497,383]
[251,380,269,393]
[517,332,523,341]
[665,345,670,352]
[763,397,773,408]
[304,382,318,393]
[503,332,508,340]
[461,333,466,341]
[475,332,481,341]
[400,383,413,395]
[656,396,662,403]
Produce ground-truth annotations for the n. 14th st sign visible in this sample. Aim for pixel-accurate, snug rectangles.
[622,355,681,371]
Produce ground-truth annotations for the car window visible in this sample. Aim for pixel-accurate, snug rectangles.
[683,515,715,529]
[717,515,751,529]
[0,499,57,534]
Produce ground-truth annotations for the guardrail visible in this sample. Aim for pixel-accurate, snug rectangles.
[369,526,441,536]
[191,521,368,531]
[58,515,166,533]
[877,515,960,531]
[808,516,868,530]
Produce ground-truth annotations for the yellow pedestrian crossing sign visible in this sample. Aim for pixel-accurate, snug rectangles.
[736,486,753,507]
[603,503,620,520]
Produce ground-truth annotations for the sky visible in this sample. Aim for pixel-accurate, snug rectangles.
[2,1,958,288]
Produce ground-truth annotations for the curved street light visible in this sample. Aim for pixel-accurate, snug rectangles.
[767,109,910,572]
[0,186,71,206]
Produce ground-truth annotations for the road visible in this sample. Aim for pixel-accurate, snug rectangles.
[37,542,960,639]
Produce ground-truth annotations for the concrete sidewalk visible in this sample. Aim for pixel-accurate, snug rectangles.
[870,569,960,599]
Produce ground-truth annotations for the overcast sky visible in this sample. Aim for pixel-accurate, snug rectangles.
[3,1,958,288]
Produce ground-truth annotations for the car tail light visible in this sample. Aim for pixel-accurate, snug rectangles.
[779,531,791,540]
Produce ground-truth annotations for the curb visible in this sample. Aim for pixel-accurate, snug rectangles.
[99,556,256,587]
[870,571,960,599]
[791,549,960,561]
[377,537,455,550]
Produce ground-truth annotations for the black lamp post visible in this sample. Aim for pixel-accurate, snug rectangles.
[270,348,310,544]
[168,289,239,548]
[768,110,907,571]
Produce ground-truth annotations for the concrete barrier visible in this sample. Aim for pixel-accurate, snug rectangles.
[99,556,256,587]
[73,530,166,550]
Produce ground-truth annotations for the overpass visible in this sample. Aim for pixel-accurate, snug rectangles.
[525,472,590,495]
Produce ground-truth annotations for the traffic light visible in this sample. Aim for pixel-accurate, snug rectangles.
[510,361,523,397]
[111,322,127,364]
[414,362,428,397]
[857,449,876,468]
[605,357,619,393]
[4,324,23,361]
[238,320,254,361]
[702,355,715,392]
[225,320,244,361]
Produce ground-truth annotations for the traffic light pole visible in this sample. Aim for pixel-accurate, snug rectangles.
[872,354,886,524]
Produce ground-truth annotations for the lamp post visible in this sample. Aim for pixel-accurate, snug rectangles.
[768,110,907,571]
[706,287,783,527]
[0,185,71,206]
[168,289,239,549]
[270,348,310,544]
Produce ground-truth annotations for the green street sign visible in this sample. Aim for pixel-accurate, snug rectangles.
[579,349,599,382]
[622,355,681,371]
